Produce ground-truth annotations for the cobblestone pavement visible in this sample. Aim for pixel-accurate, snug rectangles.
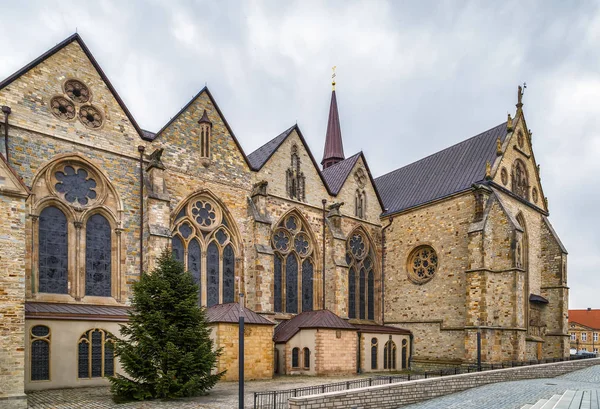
[401,365,600,409]
[25,372,379,409]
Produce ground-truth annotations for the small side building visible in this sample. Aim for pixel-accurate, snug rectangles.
[273,310,357,376]
[568,309,600,354]
[352,323,411,373]
[206,303,276,381]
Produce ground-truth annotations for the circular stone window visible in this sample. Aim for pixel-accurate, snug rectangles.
[407,245,438,284]
[64,79,90,103]
[50,96,76,120]
[79,105,103,129]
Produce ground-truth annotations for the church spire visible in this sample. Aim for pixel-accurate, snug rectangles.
[321,66,345,169]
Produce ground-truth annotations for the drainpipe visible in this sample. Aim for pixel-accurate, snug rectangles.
[2,105,11,162]
[322,199,327,310]
[138,145,145,275]
[357,331,362,374]
[381,215,393,323]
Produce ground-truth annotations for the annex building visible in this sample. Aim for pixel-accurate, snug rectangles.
[0,34,569,404]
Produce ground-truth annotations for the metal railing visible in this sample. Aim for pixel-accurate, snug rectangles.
[253,355,595,409]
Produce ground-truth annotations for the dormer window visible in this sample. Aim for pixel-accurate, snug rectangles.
[198,109,212,159]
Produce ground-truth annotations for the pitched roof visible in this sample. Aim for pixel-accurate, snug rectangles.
[321,152,361,194]
[273,309,356,343]
[322,90,345,166]
[25,302,129,322]
[0,33,148,141]
[247,125,296,170]
[142,129,156,141]
[375,122,508,215]
[569,309,600,330]
[351,323,411,335]
[206,303,275,325]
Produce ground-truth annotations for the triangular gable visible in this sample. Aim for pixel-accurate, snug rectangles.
[151,86,252,170]
[0,153,30,197]
[0,33,146,140]
[248,125,295,170]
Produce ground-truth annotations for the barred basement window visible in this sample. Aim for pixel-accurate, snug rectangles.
[78,329,115,379]
[38,206,68,294]
[371,338,378,370]
[292,347,300,368]
[31,325,50,381]
[303,348,310,369]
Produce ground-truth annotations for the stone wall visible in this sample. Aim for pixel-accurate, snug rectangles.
[314,329,357,375]
[288,359,600,409]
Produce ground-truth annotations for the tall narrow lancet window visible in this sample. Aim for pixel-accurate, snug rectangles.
[198,109,212,159]
[286,145,306,201]
[31,325,51,381]
[78,329,115,378]
[171,194,240,307]
[272,212,316,313]
[384,339,397,370]
[85,214,112,297]
[38,206,68,294]
[512,159,529,201]
[346,230,377,320]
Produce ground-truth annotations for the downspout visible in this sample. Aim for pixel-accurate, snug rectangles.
[322,199,327,310]
[2,105,11,162]
[381,215,394,323]
[138,145,145,275]
[357,331,362,374]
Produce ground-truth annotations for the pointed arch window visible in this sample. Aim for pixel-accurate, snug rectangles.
[512,159,529,201]
[77,329,115,379]
[171,195,239,307]
[346,231,376,320]
[272,213,316,313]
[384,339,397,370]
[85,214,112,297]
[38,206,68,294]
[371,337,378,370]
[355,190,367,219]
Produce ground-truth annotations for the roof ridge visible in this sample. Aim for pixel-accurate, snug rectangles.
[375,121,507,181]
[248,124,296,157]
[322,151,361,173]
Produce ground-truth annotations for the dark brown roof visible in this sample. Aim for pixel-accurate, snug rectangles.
[529,294,549,304]
[206,303,275,325]
[375,122,508,216]
[273,310,356,343]
[322,90,345,166]
[0,33,148,141]
[352,323,411,335]
[321,152,361,194]
[25,302,129,322]
[142,129,156,140]
[247,125,295,170]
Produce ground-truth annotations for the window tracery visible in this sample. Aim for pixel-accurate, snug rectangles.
[407,245,438,284]
[384,339,397,370]
[64,79,91,103]
[50,96,76,121]
[272,212,316,313]
[77,329,115,379]
[286,145,306,201]
[31,325,50,381]
[171,194,239,307]
[512,159,529,201]
[371,337,378,370]
[346,230,376,320]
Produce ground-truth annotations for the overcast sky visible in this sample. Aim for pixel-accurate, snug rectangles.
[1,1,598,309]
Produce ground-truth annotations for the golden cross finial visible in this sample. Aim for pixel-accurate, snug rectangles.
[332,66,337,91]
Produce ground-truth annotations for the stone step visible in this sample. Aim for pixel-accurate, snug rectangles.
[591,389,599,409]
[581,390,592,409]
[569,390,585,409]
[555,390,577,409]
[530,399,549,409]
[539,394,562,408]
[521,405,534,409]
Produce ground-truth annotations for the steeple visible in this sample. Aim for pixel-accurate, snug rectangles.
[321,66,345,169]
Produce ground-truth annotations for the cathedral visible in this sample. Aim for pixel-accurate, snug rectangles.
[0,34,569,404]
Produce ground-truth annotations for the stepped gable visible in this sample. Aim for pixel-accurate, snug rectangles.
[273,309,356,343]
[375,122,508,215]
[206,303,275,325]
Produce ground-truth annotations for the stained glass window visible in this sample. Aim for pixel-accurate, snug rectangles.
[286,254,298,314]
[302,259,313,312]
[104,342,114,376]
[188,239,201,304]
[191,200,217,228]
[292,347,299,368]
[371,338,378,370]
[223,244,235,303]
[31,326,50,381]
[368,270,374,320]
[55,166,97,205]
[85,214,112,297]
[384,340,396,370]
[303,348,310,369]
[78,341,89,378]
[172,235,184,264]
[359,268,366,319]
[348,268,356,319]
[91,330,102,377]
[207,242,219,307]
[39,206,68,294]
[274,254,283,312]
[179,222,193,239]
[78,329,114,379]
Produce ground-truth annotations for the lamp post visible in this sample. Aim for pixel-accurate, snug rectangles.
[239,293,244,409]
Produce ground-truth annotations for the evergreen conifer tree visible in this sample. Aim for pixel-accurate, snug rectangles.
[110,249,223,401]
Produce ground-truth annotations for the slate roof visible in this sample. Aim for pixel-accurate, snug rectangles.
[247,125,296,170]
[322,90,345,165]
[142,129,156,140]
[206,303,275,325]
[273,309,356,343]
[25,302,129,321]
[351,323,411,335]
[375,122,508,215]
[321,152,361,195]
[569,310,600,330]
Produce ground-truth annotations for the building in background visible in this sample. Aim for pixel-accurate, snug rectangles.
[569,309,600,354]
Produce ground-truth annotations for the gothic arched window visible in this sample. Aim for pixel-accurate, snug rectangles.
[171,194,239,307]
[30,325,50,381]
[38,206,68,294]
[78,329,114,378]
[512,159,529,201]
[384,339,397,370]
[85,214,112,297]
[346,230,376,320]
[272,212,316,313]
[371,337,378,370]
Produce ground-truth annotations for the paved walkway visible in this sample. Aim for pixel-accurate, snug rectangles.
[401,365,600,409]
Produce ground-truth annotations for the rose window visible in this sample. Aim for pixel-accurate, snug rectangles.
[64,80,90,103]
[50,96,76,120]
[349,234,366,259]
[273,229,291,252]
[191,200,218,228]
[54,166,97,206]
[294,233,310,257]
[79,105,103,129]
[407,245,438,284]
